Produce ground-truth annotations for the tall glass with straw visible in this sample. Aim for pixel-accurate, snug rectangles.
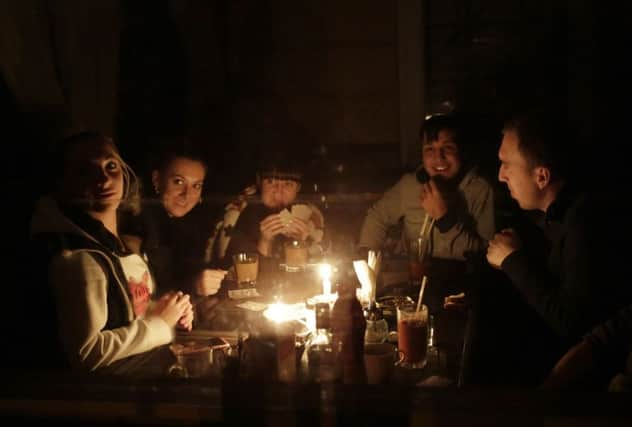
[408,213,434,287]
[396,276,429,368]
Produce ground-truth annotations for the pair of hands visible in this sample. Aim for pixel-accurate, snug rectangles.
[147,291,194,331]
[486,228,522,269]
[258,213,310,256]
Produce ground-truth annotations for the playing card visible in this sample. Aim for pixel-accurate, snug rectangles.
[228,288,260,299]
[291,204,312,221]
[236,301,268,311]
[278,208,292,225]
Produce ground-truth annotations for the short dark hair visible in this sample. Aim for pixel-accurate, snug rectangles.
[257,149,303,182]
[420,113,472,168]
[420,113,464,145]
[503,109,571,182]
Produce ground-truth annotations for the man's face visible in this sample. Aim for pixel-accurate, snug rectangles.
[421,129,462,180]
[498,129,541,210]
[260,177,300,209]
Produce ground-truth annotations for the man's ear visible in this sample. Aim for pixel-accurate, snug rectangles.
[296,182,302,193]
[256,173,261,188]
[534,166,551,190]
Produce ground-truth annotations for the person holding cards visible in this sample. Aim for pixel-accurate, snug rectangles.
[222,150,325,266]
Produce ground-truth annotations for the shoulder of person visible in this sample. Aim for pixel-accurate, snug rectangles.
[49,248,110,277]
[400,172,419,186]
[460,167,494,193]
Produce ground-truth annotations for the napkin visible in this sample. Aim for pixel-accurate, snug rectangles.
[353,250,382,304]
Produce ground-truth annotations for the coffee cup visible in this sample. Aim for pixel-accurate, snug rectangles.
[363,342,403,384]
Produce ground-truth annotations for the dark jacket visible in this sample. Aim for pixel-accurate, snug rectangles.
[222,203,286,267]
[502,186,631,341]
[587,303,632,377]
[122,200,221,295]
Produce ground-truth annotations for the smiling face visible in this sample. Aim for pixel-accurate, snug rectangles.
[59,137,125,215]
[421,129,462,180]
[152,156,206,217]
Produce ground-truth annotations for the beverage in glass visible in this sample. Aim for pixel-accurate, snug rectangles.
[284,240,308,271]
[233,252,259,288]
[397,304,428,369]
[408,237,430,286]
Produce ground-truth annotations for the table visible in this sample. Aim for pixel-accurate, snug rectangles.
[184,256,471,388]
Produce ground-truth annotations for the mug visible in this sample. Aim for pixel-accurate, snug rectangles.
[363,342,403,384]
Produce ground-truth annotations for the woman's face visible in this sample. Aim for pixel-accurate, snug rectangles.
[59,138,124,214]
[260,177,301,210]
[153,156,206,218]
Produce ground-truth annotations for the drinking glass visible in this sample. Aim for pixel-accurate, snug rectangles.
[396,304,429,369]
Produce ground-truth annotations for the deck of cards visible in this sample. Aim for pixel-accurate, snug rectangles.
[278,204,313,225]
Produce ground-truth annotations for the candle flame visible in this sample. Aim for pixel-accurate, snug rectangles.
[318,263,332,280]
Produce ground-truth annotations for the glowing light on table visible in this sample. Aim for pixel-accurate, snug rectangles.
[319,263,332,296]
[264,302,313,326]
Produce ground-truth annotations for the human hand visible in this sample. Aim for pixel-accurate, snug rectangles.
[419,179,448,220]
[177,295,195,331]
[195,269,227,296]
[257,213,286,256]
[148,291,192,328]
[541,339,594,390]
[486,228,522,269]
[443,292,469,312]
[282,217,310,241]
[259,214,285,242]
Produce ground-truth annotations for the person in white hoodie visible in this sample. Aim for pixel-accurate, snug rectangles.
[29,131,193,374]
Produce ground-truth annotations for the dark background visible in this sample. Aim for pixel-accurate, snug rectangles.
[2,0,628,281]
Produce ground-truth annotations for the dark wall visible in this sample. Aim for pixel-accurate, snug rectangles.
[1,0,607,198]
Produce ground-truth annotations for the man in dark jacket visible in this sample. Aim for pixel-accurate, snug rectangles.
[484,109,630,386]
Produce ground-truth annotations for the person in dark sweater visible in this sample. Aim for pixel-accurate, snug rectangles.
[221,150,325,267]
[484,109,631,386]
[121,140,227,298]
[543,303,632,390]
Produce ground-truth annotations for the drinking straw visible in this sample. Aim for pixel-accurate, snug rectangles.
[418,218,435,262]
[416,275,427,312]
[427,218,435,235]
[419,213,429,238]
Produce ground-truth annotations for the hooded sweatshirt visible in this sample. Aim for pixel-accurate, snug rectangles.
[29,197,173,372]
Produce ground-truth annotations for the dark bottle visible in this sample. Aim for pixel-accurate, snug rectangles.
[306,303,338,383]
[331,281,367,384]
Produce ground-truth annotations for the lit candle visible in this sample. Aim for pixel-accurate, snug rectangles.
[319,263,332,296]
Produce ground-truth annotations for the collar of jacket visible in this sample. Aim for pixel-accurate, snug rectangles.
[545,184,581,223]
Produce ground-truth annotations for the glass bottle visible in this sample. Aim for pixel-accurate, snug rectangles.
[306,303,339,383]
[331,281,366,384]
